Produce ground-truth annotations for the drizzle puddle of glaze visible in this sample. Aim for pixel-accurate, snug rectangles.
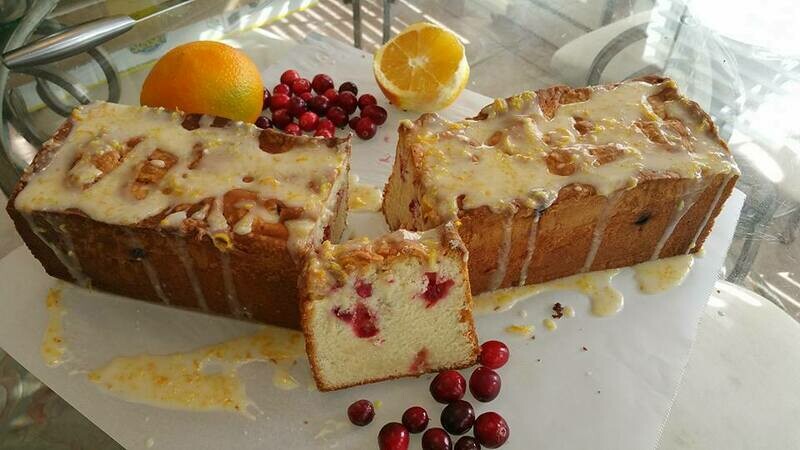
[42,287,67,367]
[476,269,623,317]
[348,179,383,212]
[87,326,305,416]
[634,254,694,294]
[315,419,349,440]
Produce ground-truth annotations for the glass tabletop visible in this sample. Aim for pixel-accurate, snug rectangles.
[1,0,798,448]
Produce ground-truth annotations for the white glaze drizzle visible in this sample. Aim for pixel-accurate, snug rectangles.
[687,173,735,252]
[488,213,515,290]
[43,215,90,287]
[400,79,739,221]
[20,212,88,286]
[219,251,242,318]
[518,211,541,286]
[650,180,707,260]
[14,102,349,261]
[172,239,209,312]
[581,191,621,273]
[125,231,170,304]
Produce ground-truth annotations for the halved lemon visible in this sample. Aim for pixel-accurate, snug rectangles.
[373,22,469,112]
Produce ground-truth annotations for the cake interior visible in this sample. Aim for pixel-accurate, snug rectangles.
[306,245,475,390]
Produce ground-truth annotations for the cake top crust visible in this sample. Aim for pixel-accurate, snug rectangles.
[305,223,465,294]
[399,76,739,218]
[14,102,350,256]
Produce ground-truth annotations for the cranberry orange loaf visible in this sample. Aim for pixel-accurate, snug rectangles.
[383,76,739,294]
[300,223,478,391]
[7,102,350,328]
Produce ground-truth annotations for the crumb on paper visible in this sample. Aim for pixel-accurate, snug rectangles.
[304,420,309,425]
[145,437,155,448]
[505,324,534,337]
[582,346,588,352]
[543,318,557,331]
[552,302,564,319]
[518,309,528,318]
[717,310,726,317]
[596,390,601,394]
[536,358,542,363]
[564,306,575,318]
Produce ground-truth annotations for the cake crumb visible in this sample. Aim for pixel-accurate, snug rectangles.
[518,309,528,318]
[717,310,726,317]
[581,346,588,351]
[505,324,535,337]
[145,437,155,448]
[543,318,557,331]
[563,306,575,318]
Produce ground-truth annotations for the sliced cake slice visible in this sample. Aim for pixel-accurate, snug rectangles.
[300,223,478,391]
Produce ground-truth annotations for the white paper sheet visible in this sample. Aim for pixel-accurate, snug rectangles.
[0,34,745,450]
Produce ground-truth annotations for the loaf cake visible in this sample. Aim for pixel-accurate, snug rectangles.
[383,76,739,294]
[300,223,479,391]
[7,102,351,328]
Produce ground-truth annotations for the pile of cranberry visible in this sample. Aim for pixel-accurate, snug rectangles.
[347,340,511,450]
[256,69,388,140]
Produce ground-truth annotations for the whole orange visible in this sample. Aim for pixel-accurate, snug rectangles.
[140,41,264,123]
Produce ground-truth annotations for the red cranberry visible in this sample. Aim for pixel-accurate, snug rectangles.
[473,412,509,448]
[298,111,319,132]
[312,73,335,94]
[362,104,388,125]
[349,116,361,130]
[326,106,349,128]
[441,400,475,435]
[284,123,301,136]
[479,341,509,369]
[317,118,335,132]
[271,109,293,129]
[314,128,333,138]
[337,91,358,114]
[291,78,311,95]
[287,96,307,117]
[270,93,291,112]
[254,116,272,129]
[422,428,452,450]
[423,272,455,307]
[323,88,339,103]
[378,422,410,450]
[430,370,466,404]
[280,69,300,85]
[355,117,377,140]
[299,91,313,102]
[333,303,379,338]
[358,93,377,110]
[401,406,429,434]
[308,95,331,115]
[454,436,482,450]
[347,399,375,426]
[355,279,373,298]
[262,88,271,110]
[339,81,358,95]
[273,83,291,95]
[469,367,501,402]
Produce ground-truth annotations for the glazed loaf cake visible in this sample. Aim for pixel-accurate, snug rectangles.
[383,76,739,294]
[300,223,478,391]
[7,102,351,328]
